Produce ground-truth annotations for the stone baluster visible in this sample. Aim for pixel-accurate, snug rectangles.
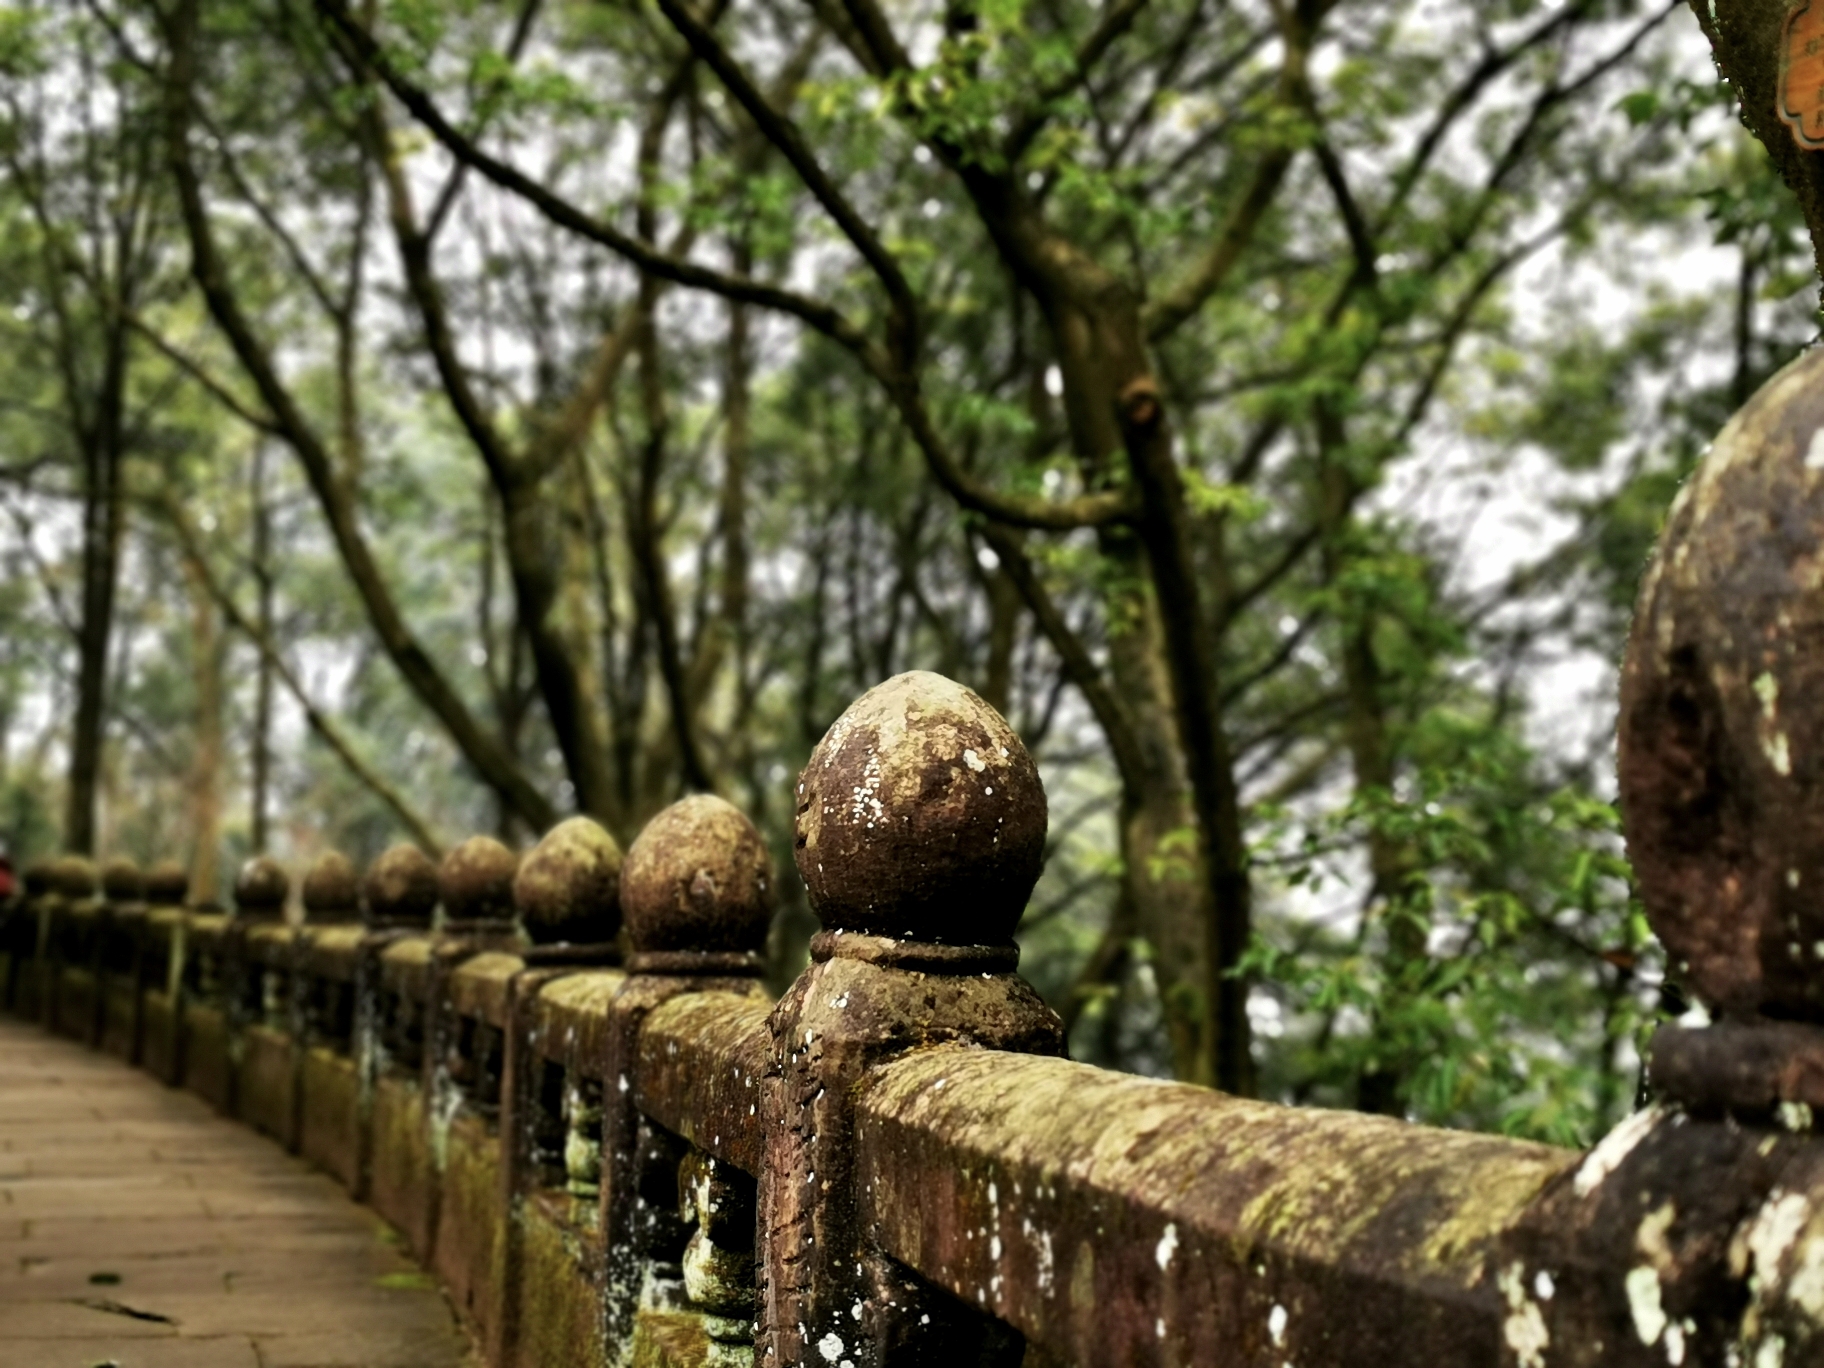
[140,860,189,1084]
[302,851,360,1050]
[231,855,290,1032]
[361,843,439,1072]
[11,858,53,1018]
[98,857,146,1061]
[494,816,625,1367]
[433,837,522,1117]
[363,844,441,934]
[353,844,439,1205]
[438,836,521,945]
[604,794,775,1365]
[514,817,624,967]
[45,856,98,1037]
[1499,346,1824,1364]
[759,670,1064,1368]
[304,851,359,921]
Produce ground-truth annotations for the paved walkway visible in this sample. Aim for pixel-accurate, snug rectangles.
[0,1016,475,1368]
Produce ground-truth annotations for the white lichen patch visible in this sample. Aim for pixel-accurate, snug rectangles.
[1780,1101,1814,1133]
[1757,672,1782,719]
[1636,1201,1678,1273]
[1748,1191,1812,1287]
[1026,1220,1055,1293]
[847,751,887,828]
[1156,1222,1178,1271]
[1499,1261,1549,1368]
[1780,1220,1824,1327]
[817,1330,845,1363]
[1268,1304,1288,1347]
[1626,1266,1667,1348]
[1575,1105,1662,1198]
[963,748,987,773]
[1767,732,1794,777]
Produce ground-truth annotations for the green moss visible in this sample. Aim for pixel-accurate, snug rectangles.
[376,1271,437,1290]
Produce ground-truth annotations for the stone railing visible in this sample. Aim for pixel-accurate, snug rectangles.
[14,344,1824,1366]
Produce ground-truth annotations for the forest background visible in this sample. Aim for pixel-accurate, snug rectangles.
[0,0,1803,1141]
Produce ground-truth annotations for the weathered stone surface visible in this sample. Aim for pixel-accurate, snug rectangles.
[234,856,289,918]
[101,857,144,902]
[634,993,772,1176]
[21,859,54,897]
[144,859,189,906]
[303,851,361,918]
[440,836,520,924]
[795,670,1046,945]
[514,816,623,947]
[862,1046,1567,1368]
[51,855,97,899]
[364,845,440,928]
[1620,347,1824,1018]
[621,795,773,957]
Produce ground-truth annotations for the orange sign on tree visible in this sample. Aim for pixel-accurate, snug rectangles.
[1783,0,1824,148]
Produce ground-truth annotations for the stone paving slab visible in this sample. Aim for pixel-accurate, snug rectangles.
[0,1017,477,1368]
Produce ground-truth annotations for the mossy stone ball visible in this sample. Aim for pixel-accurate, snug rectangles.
[794,671,1046,945]
[515,817,623,946]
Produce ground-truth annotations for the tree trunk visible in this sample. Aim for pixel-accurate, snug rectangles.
[182,549,223,905]
[1316,411,1423,1116]
[250,442,274,853]
[63,330,129,856]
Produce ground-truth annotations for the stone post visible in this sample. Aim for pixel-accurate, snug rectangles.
[229,855,289,1030]
[99,857,146,1061]
[45,856,98,1038]
[356,843,440,1204]
[438,836,522,945]
[496,815,624,1368]
[302,851,361,1048]
[229,856,292,1140]
[758,671,1064,1368]
[361,842,439,1071]
[141,859,189,1084]
[604,794,775,1365]
[433,836,522,1114]
[9,858,53,1017]
[1498,345,1824,1364]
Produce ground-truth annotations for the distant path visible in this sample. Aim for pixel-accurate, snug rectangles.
[0,1016,475,1368]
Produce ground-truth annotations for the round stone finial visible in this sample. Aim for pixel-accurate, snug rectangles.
[438,836,520,924]
[621,795,773,958]
[514,817,623,946]
[144,860,188,906]
[1620,346,1824,1021]
[362,843,439,927]
[101,858,144,902]
[22,859,54,896]
[795,671,1046,946]
[302,851,360,918]
[51,856,97,899]
[233,856,289,917]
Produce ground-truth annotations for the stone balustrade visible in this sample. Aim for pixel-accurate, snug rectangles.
[13,346,1824,1368]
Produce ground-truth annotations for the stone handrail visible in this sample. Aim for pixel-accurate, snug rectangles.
[14,347,1824,1366]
